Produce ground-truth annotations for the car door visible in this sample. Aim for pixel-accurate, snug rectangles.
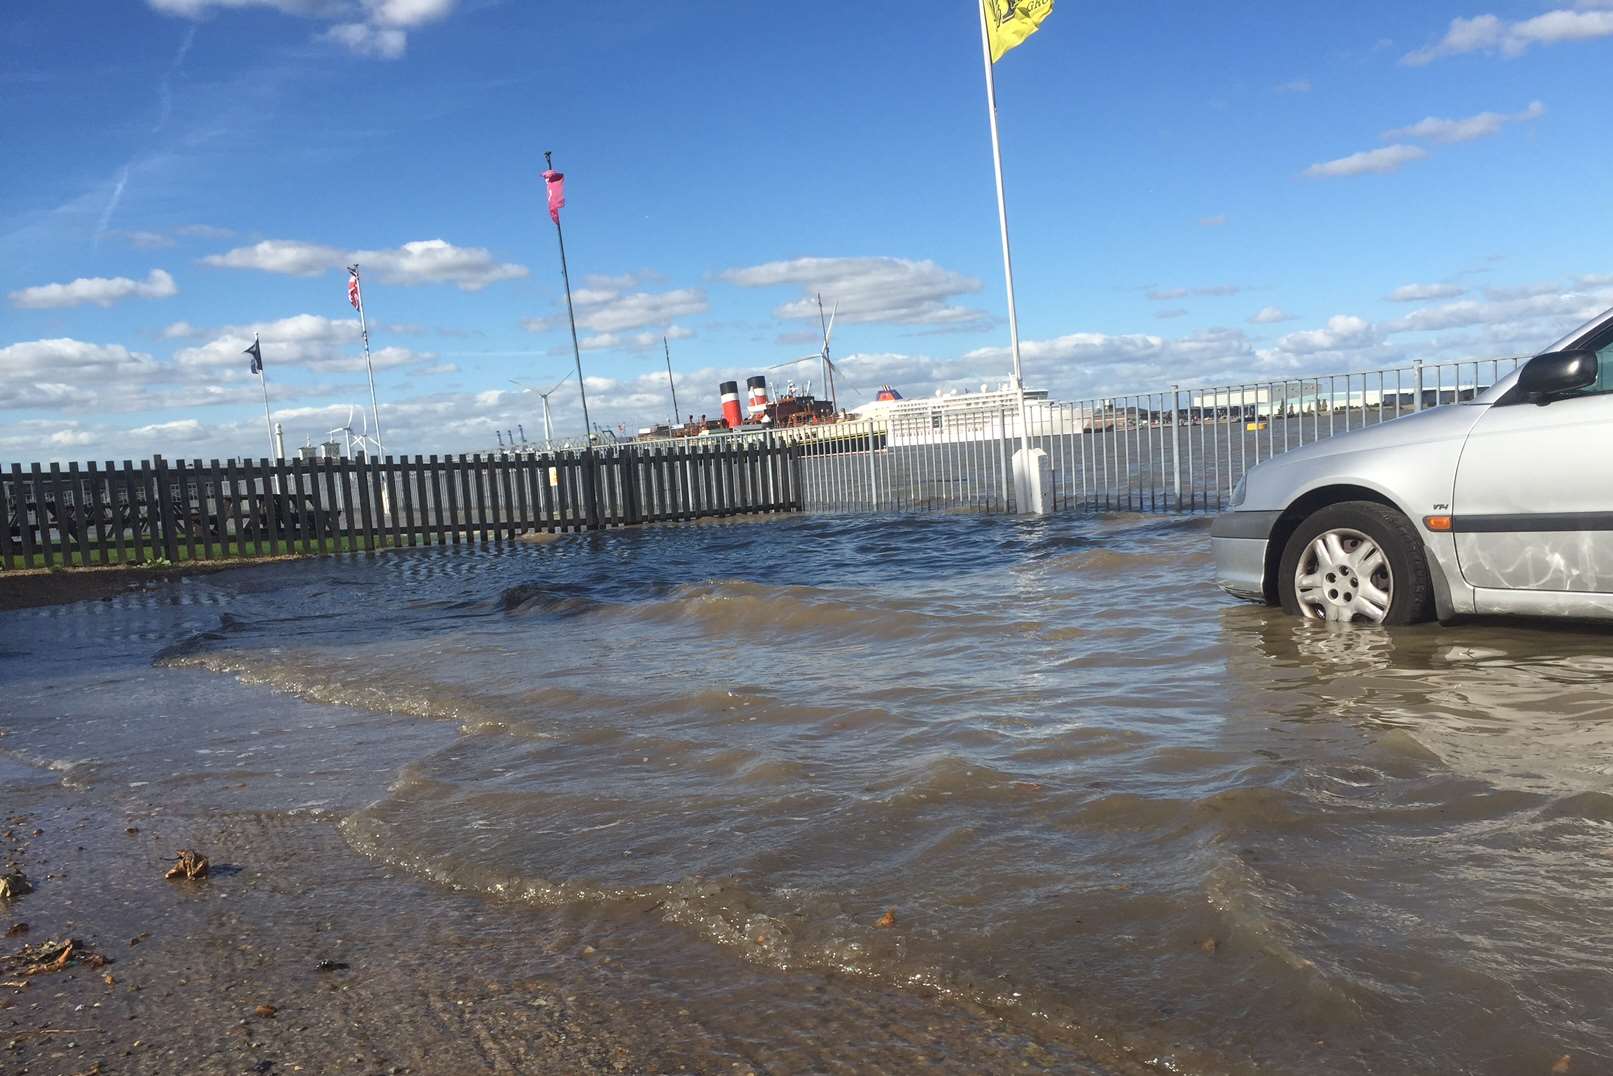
[1452,326,1613,594]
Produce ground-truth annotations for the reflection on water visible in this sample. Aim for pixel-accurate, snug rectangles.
[1,512,1610,1074]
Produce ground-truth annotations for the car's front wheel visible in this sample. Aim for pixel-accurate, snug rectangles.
[1277,501,1433,625]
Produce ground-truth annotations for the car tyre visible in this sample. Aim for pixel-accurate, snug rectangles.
[1278,501,1434,625]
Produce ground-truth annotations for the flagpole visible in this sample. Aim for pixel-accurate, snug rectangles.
[978,1,1032,461]
[254,333,276,460]
[351,264,384,454]
[546,150,592,442]
[663,336,680,425]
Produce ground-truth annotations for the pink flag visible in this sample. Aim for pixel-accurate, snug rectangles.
[543,169,565,224]
[347,267,362,311]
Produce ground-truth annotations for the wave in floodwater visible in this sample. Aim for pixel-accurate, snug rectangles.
[5,511,1613,1074]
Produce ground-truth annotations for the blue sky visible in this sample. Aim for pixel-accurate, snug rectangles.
[3,0,1611,460]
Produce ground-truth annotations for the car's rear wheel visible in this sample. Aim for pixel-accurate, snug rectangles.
[1277,501,1433,625]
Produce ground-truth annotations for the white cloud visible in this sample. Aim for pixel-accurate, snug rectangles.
[173,314,429,372]
[162,320,203,338]
[525,288,708,336]
[582,271,652,291]
[1382,101,1545,144]
[1404,10,1613,65]
[1482,281,1564,302]
[320,22,406,58]
[1269,315,1381,357]
[1387,282,1466,302]
[1154,308,1188,320]
[120,230,175,249]
[148,0,456,59]
[10,269,178,309]
[1276,79,1312,93]
[148,1,345,14]
[1148,284,1242,301]
[202,239,343,276]
[364,0,456,26]
[202,238,527,290]
[174,223,234,239]
[721,256,985,326]
[130,418,206,441]
[1303,144,1427,178]
[354,239,527,291]
[1249,306,1297,324]
[1199,214,1228,227]
[1384,287,1613,334]
[0,339,161,410]
[578,326,698,352]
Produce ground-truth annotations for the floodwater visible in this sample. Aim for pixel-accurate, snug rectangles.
[2,512,1611,1074]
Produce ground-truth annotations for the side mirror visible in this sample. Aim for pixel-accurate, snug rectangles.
[1516,348,1598,403]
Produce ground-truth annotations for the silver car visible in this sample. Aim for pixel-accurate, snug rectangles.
[1213,307,1613,624]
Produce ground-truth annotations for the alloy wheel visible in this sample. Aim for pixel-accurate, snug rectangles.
[1292,527,1394,624]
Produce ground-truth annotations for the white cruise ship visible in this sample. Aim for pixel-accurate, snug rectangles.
[848,381,1083,446]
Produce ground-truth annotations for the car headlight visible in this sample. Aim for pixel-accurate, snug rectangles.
[1229,475,1247,508]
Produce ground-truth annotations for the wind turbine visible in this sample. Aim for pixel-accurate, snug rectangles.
[511,371,575,450]
[327,405,368,458]
[768,294,842,409]
[816,293,838,412]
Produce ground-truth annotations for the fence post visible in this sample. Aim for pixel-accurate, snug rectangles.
[0,468,15,570]
[864,424,879,510]
[1170,385,1183,510]
[620,447,641,526]
[581,448,602,530]
[152,455,179,563]
[1412,359,1425,412]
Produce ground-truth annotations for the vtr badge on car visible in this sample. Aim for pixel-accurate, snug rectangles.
[1213,307,1613,624]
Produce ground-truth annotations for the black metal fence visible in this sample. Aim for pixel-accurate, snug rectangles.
[1,439,800,571]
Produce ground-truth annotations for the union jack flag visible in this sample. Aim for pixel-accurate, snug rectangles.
[347,265,362,311]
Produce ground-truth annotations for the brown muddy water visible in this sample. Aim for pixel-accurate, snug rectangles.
[2,512,1611,1074]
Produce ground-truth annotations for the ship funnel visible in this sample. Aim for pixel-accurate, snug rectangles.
[719,380,743,430]
[746,375,770,419]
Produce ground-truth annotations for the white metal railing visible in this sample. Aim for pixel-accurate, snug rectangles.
[793,355,1524,514]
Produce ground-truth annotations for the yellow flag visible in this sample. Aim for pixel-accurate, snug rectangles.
[983,0,1053,62]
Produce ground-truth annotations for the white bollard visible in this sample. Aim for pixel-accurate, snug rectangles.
[1011,446,1052,515]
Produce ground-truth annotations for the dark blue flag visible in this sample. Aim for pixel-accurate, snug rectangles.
[245,337,262,374]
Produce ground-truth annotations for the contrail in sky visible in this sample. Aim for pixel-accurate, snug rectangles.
[93,166,130,249]
[155,24,197,133]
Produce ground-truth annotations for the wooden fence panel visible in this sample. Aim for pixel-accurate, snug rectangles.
[1,472,16,571]
[481,455,501,541]
[536,456,555,531]
[413,456,432,546]
[306,458,329,555]
[553,453,572,532]
[355,454,376,551]
[369,455,387,550]
[496,454,514,538]
[436,455,451,542]
[15,465,36,567]
[452,454,471,543]
[41,462,63,567]
[69,462,91,564]
[194,461,214,563]
[222,459,242,559]
[381,457,398,549]
[397,457,416,547]
[0,441,806,570]
[511,454,530,535]
[319,459,339,545]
